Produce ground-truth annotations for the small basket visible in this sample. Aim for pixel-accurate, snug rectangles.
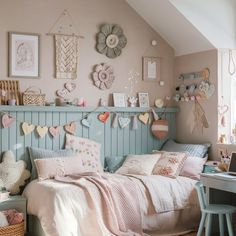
[0,221,24,236]
[22,86,45,106]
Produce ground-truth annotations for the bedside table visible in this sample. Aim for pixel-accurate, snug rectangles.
[0,195,27,232]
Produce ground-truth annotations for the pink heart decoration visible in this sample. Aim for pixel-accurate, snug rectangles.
[64,122,76,135]
[2,114,15,128]
[56,88,69,98]
[65,82,76,92]
[49,126,61,138]
[218,105,229,115]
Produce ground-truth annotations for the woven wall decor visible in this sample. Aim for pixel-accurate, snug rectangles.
[55,35,79,79]
[96,24,127,58]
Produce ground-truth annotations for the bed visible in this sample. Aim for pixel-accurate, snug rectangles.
[0,106,203,235]
[23,174,200,236]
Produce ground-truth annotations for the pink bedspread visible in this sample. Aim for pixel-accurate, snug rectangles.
[55,172,143,236]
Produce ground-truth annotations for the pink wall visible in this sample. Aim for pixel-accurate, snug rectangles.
[0,0,174,106]
[174,50,219,159]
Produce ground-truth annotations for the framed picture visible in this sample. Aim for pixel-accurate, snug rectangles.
[113,93,126,107]
[143,57,161,82]
[138,92,149,107]
[9,32,40,78]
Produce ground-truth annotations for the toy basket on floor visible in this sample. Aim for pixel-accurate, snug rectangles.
[0,221,24,236]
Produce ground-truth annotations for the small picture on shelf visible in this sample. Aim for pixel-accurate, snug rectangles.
[113,93,126,107]
[138,92,149,108]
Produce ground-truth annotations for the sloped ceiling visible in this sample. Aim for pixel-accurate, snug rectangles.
[126,0,236,56]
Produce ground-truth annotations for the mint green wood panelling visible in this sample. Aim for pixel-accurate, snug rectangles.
[0,106,179,170]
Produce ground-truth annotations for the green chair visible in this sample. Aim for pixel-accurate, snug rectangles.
[195,182,236,236]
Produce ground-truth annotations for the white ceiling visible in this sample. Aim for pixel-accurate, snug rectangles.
[126,0,236,56]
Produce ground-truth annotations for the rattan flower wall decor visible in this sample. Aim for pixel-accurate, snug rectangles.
[92,63,115,90]
[96,24,127,58]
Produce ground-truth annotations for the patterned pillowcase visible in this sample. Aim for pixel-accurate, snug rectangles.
[34,157,84,181]
[65,134,103,172]
[152,151,187,178]
[116,154,162,176]
[28,147,75,180]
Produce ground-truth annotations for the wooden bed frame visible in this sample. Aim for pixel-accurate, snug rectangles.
[0,105,179,235]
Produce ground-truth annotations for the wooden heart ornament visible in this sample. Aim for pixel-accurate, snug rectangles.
[98,112,110,123]
[56,88,69,98]
[138,113,149,124]
[36,126,48,138]
[65,82,76,92]
[2,114,15,128]
[64,122,76,135]
[118,117,130,128]
[22,122,35,135]
[49,126,61,138]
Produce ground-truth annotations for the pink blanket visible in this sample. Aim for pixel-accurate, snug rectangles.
[55,172,144,236]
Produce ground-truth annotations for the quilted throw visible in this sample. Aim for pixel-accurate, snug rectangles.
[55,34,79,79]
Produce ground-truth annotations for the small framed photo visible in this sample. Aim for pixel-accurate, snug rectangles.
[138,92,150,107]
[9,32,40,78]
[143,57,161,82]
[113,93,126,107]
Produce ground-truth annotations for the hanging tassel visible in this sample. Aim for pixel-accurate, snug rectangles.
[151,108,159,121]
[111,113,119,128]
[221,115,226,127]
[131,115,138,130]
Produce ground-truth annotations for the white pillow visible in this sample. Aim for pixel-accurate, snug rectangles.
[34,157,84,181]
[116,154,161,175]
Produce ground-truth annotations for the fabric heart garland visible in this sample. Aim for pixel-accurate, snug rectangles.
[138,113,149,125]
[118,117,130,129]
[111,114,119,128]
[22,122,35,135]
[98,112,110,123]
[64,122,76,135]
[2,114,15,128]
[36,126,48,138]
[81,116,93,128]
[49,126,61,138]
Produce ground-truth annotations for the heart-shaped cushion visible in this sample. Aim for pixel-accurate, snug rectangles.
[36,126,48,138]
[64,122,76,135]
[49,126,61,138]
[0,150,30,194]
[118,117,130,128]
[22,122,35,135]
[2,114,15,128]
[98,112,110,123]
[139,113,149,124]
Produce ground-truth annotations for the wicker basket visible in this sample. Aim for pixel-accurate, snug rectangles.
[0,221,24,236]
[22,86,45,106]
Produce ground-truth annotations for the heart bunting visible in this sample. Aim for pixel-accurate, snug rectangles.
[81,116,93,128]
[2,114,15,128]
[22,122,35,135]
[98,112,110,123]
[36,126,48,138]
[118,117,130,129]
[64,122,76,135]
[138,113,149,125]
[49,126,61,138]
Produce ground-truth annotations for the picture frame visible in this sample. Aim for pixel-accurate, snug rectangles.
[113,93,126,107]
[8,32,40,78]
[143,57,161,82]
[138,92,150,107]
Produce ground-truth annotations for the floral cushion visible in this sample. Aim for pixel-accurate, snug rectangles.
[65,134,103,172]
[116,154,161,175]
[152,151,187,178]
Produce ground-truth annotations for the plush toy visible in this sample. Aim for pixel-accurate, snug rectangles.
[0,151,30,194]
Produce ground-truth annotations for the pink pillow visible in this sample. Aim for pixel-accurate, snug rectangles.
[34,157,84,181]
[180,156,207,180]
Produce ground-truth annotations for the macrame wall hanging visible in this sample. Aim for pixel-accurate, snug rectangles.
[47,10,84,79]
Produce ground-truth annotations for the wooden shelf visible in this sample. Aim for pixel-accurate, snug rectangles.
[0,105,180,113]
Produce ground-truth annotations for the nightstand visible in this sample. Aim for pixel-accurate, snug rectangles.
[0,195,27,232]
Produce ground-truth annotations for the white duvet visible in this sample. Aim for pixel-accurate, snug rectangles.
[23,175,200,236]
